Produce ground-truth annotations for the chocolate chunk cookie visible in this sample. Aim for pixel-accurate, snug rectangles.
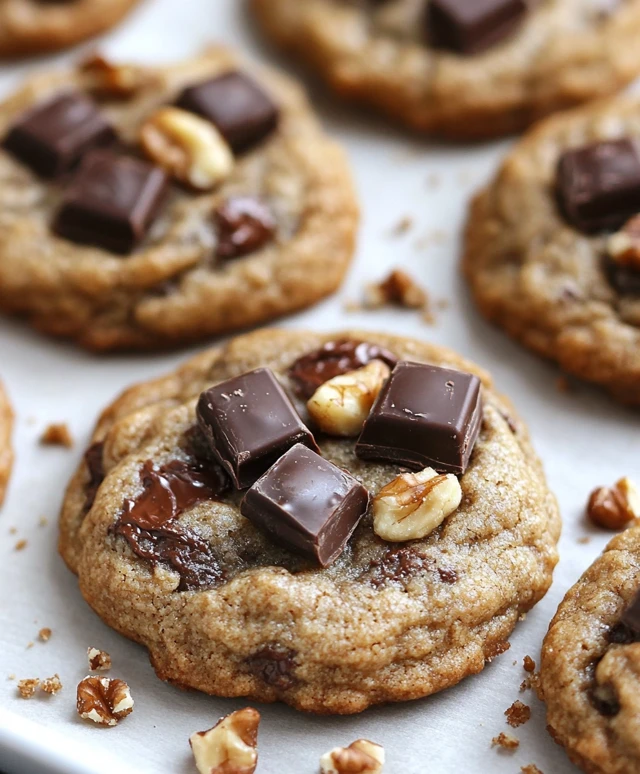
[0,0,141,58]
[540,525,640,774]
[0,381,13,505]
[464,96,640,406]
[250,0,640,140]
[0,50,358,350]
[59,329,560,714]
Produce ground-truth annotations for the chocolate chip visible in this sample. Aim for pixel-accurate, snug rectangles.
[557,139,640,234]
[214,197,276,260]
[367,547,432,588]
[176,71,279,153]
[83,441,105,513]
[438,567,458,584]
[356,361,483,475]
[246,645,297,690]
[288,340,399,399]
[605,254,640,295]
[53,150,169,254]
[3,91,115,178]
[620,589,640,638]
[427,0,528,54]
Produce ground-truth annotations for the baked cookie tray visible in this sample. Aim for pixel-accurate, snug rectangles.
[0,1,635,772]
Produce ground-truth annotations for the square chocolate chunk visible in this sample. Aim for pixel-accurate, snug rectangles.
[356,361,482,475]
[53,150,169,254]
[196,368,318,489]
[3,91,115,178]
[427,0,528,55]
[241,444,369,566]
[176,71,279,153]
[557,139,640,233]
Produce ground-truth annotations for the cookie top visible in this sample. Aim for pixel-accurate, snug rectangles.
[250,0,640,139]
[59,329,560,714]
[0,0,140,58]
[540,526,640,774]
[0,50,357,350]
[0,381,13,505]
[464,96,640,406]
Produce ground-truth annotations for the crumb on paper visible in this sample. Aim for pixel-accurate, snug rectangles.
[505,700,531,728]
[578,535,591,544]
[8,674,15,681]
[523,655,536,673]
[521,766,544,774]
[39,517,48,528]
[40,423,74,448]
[342,298,363,313]
[15,539,27,551]
[26,641,34,650]
[9,526,17,535]
[39,628,52,642]
[88,647,112,672]
[362,269,436,322]
[41,675,62,695]
[388,215,413,237]
[17,678,40,698]
[413,229,448,251]
[491,732,519,751]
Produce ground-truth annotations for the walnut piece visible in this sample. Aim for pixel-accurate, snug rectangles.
[373,467,462,542]
[140,107,234,191]
[491,732,519,751]
[307,360,390,437]
[88,647,112,672]
[41,674,63,695]
[80,54,152,99]
[17,678,39,699]
[40,423,74,448]
[608,214,640,270]
[320,739,385,774]
[190,707,260,774]
[364,269,427,310]
[76,676,133,726]
[587,477,640,530]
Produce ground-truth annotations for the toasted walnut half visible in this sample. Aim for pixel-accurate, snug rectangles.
[140,107,234,191]
[587,477,640,530]
[320,739,385,774]
[373,467,462,542]
[76,676,133,727]
[190,707,260,774]
[80,54,152,99]
[307,360,390,437]
[608,215,640,271]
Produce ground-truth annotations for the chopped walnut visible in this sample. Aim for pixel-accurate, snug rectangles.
[88,647,112,672]
[491,732,519,751]
[320,739,385,774]
[38,628,52,642]
[587,477,640,530]
[523,655,536,673]
[80,54,152,99]
[607,214,640,270]
[17,678,39,698]
[364,269,428,311]
[505,700,531,728]
[40,423,74,448]
[76,676,133,726]
[41,675,63,695]
[190,707,260,774]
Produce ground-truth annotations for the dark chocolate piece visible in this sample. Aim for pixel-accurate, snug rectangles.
[605,256,640,295]
[113,458,229,591]
[289,339,399,399]
[196,368,318,489]
[176,71,279,153]
[557,139,640,234]
[427,0,527,55]
[240,444,369,567]
[214,197,276,260]
[620,589,640,638]
[356,361,482,475]
[3,91,115,178]
[83,441,105,513]
[53,150,169,254]
[246,645,297,689]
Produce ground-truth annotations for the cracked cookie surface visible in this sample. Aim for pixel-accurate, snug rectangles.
[251,0,640,139]
[59,329,560,714]
[0,381,13,505]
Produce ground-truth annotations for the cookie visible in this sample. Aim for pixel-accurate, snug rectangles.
[464,96,640,406]
[59,329,560,714]
[0,50,358,351]
[0,381,13,505]
[250,0,640,140]
[540,526,640,774]
[0,0,141,58]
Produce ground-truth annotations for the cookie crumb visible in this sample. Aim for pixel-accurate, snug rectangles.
[8,674,15,681]
[88,647,112,672]
[39,628,52,642]
[41,674,62,695]
[40,423,74,448]
[388,215,413,237]
[17,678,40,698]
[39,517,49,528]
[491,732,519,751]
[364,268,428,312]
[521,766,544,774]
[15,539,27,551]
[505,700,531,728]
[9,526,17,535]
[523,655,536,673]
[26,642,34,650]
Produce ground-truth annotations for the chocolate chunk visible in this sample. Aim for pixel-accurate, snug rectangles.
[367,547,432,588]
[289,340,399,399]
[427,0,527,55]
[605,255,640,295]
[176,71,279,153]
[113,458,229,591]
[3,91,115,178]
[240,444,369,567]
[196,368,318,489]
[246,645,297,690]
[557,139,640,233]
[620,589,640,637]
[356,361,483,475]
[53,150,169,254]
[214,197,276,260]
[83,441,105,513]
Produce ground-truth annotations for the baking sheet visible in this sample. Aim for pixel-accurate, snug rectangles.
[1,1,637,772]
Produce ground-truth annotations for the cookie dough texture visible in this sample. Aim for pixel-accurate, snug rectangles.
[464,97,640,406]
[540,526,640,774]
[0,0,140,58]
[250,0,640,139]
[0,50,358,351]
[0,381,13,505]
[59,329,560,714]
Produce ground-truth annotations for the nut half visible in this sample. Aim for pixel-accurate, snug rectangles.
[76,676,133,726]
[587,477,640,530]
[320,739,385,774]
[190,707,260,774]
[373,467,462,542]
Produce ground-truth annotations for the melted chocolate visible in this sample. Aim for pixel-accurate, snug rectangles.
[246,645,297,689]
[84,441,105,513]
[367,547,433,588]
